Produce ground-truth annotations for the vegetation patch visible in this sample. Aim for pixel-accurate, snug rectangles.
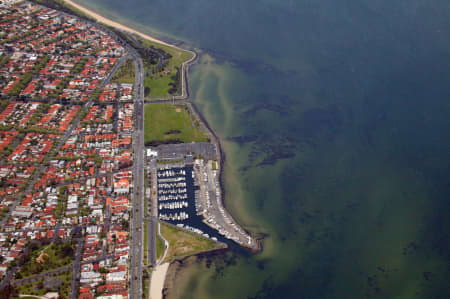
[15,240,74,279]
[142,269,150,299]
[156,233,164,262]
[160,222,222,263]
[136,38,193,76]
[8,55,49,96]
[144,70,179,98]
[144,104,208,145]
[111,59,135,84]
[133,35,193,98]
[144,221,148,265]
[0,55,10,70]
[156,159,183,165]
[15,270,71,298]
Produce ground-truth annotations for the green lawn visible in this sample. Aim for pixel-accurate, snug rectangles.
[144,221,148,265]
[134,35,194,98]
[160,223,223,263]
[56,271,72,298]
[16,280,46,297]
[142,270,150,299]
[112,59,135,84]
[144,104,208,145]
[136,36,193,74]
[144,74,173,98]
[156,233,164,261]
[16,271,71,298]
[17,242,74,278]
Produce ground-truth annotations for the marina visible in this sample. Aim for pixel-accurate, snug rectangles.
[155,166,226,242]
[154,163,256,247]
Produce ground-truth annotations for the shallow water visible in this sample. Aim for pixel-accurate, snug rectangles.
[75,0,450,297]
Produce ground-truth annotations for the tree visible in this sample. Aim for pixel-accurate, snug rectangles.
[14,271,22,279]
[60,243,74,258]
[0,284,18,298]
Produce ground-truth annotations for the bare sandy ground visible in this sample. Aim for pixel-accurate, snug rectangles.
[150,262,170,299]
[62,0,170,46]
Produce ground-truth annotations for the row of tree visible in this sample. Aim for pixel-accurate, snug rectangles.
[168,67,181,95]
[8,55,50,96]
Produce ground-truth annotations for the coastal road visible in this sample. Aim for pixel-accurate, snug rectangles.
[133,52,158,298]
[136,56,145,299]
[129,56,138,298]
[121,31,164,76]
[77,18,152,299]
[130,53,145,299]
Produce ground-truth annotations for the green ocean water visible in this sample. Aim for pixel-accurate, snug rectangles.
[74,0,450,297]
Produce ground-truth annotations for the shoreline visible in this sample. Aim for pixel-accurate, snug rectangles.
[56,0,262,296]
[57,1,257,247]
[68,0,261,250]
[61,0,197,101]
[62,0,171,46]
[185,102,263,252]
[162,248,230,298]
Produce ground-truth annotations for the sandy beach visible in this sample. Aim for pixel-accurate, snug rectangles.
[62,0,196,100]
[62,0,170,46]
[150,263,170,299]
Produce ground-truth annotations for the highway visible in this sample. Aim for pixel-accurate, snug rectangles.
[130,52,146,298]
[108,28,156,299]
[91,18,150,299]
[122,31,164,76]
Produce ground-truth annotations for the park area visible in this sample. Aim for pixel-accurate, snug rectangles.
[144,103,208,146]
[111,59,135,84]
[15,241,74,279]
[160,223,223,263]
[16,271,72,298]
[135,35,193,98]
